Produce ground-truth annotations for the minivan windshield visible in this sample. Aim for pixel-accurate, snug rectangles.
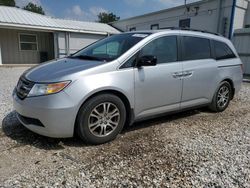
[71,33,151,62]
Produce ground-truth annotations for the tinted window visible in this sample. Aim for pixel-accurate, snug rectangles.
[139,36,178,64]
[182,36,211,61]
[214,40,236,60]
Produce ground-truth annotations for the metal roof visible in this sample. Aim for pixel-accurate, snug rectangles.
[0,6,120,35]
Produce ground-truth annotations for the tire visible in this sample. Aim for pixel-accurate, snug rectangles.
[76,94,126,144]
[209,81,232,112]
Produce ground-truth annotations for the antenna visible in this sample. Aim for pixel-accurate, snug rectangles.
[184,0,190,13]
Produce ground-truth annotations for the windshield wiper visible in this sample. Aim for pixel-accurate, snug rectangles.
[70,55,102,61]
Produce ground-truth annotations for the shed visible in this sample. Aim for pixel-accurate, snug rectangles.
[0,6,120,65]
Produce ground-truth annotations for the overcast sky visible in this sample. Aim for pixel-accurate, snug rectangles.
[15,0,200,21]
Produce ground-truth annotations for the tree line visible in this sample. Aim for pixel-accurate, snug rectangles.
[0,0,120,23]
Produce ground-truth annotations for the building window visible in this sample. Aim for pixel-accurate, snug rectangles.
[151,24,159,30]
[19,34,38,51]
[129,27,136,31]
[179,18,191,28]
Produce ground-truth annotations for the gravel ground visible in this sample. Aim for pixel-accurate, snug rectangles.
[0,67,249,187]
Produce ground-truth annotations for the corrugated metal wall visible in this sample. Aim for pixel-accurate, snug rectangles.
[69,33,104,54]
[233,30,250,75]
[56,32,105,58]
[0,28,54,64]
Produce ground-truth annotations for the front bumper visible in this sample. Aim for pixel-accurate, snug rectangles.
[13,91,78,138]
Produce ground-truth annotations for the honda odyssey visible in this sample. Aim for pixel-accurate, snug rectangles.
[13,29,243,144]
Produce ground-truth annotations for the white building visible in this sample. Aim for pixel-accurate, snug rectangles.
[112,0,250,39]
[0,6,120,65]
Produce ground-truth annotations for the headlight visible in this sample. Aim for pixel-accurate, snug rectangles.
[28,81,71,97]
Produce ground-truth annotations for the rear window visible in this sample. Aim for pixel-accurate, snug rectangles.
[182,36,211,61]
[213,40,236,60]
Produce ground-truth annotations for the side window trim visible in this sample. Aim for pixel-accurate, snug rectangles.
[177,35,182,62]
[210,39,216,60]
[119,52,139,69]
[119,34,180,69]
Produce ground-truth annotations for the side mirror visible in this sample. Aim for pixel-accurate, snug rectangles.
[137,55,157,67]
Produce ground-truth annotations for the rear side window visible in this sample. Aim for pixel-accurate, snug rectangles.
[213,40,236,60]
[182,36,211,61]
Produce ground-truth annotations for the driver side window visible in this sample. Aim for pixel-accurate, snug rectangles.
[120,35,178,69]
[140,36,178,64]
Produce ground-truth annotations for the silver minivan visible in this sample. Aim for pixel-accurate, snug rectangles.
[13,29,243,144]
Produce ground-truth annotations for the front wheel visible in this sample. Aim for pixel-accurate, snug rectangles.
[209,81,232,112]
[76,94,126,144]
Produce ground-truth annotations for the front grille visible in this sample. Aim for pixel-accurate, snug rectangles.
[16,76,34,100]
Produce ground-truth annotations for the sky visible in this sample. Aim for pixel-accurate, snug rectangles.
[15,0,200,21]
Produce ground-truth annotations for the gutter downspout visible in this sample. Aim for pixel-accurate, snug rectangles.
[65,32,70,56]
[216,0,222,33]
[0,43,2,65]
[229,0,236,39]
[53,32,59,59]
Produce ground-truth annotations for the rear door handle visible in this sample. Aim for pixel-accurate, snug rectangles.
[182,71,193,77]
[172,72,183,78]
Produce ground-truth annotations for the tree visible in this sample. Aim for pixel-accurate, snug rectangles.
[23,2,45,15]
[0,0,15,7]
[97,12,120,23]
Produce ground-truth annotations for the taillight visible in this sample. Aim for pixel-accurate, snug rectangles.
[240,64,244,73]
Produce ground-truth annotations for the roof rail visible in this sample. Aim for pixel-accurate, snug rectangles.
[160,27,222,36]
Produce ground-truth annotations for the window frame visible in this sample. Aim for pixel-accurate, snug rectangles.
[19,33,38,51]
[211,39,237,61]
[150,24,159,30]
[179,18,191,28]
[119,35,181,69]
[129,27,136,31]
[180,35,212,61]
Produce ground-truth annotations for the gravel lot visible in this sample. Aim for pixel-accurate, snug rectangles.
[0,67,249,187]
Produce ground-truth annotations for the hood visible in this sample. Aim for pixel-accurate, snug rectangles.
[24,58,104,82]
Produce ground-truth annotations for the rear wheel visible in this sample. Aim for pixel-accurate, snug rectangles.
[76,94,126,144]
[209,81,232,112]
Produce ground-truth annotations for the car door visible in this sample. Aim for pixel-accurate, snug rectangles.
[180,35,219,109]
[134,35,183,120]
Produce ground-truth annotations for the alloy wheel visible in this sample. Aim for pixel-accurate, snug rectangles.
[88,102,120,137]
[217,85,230,108]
